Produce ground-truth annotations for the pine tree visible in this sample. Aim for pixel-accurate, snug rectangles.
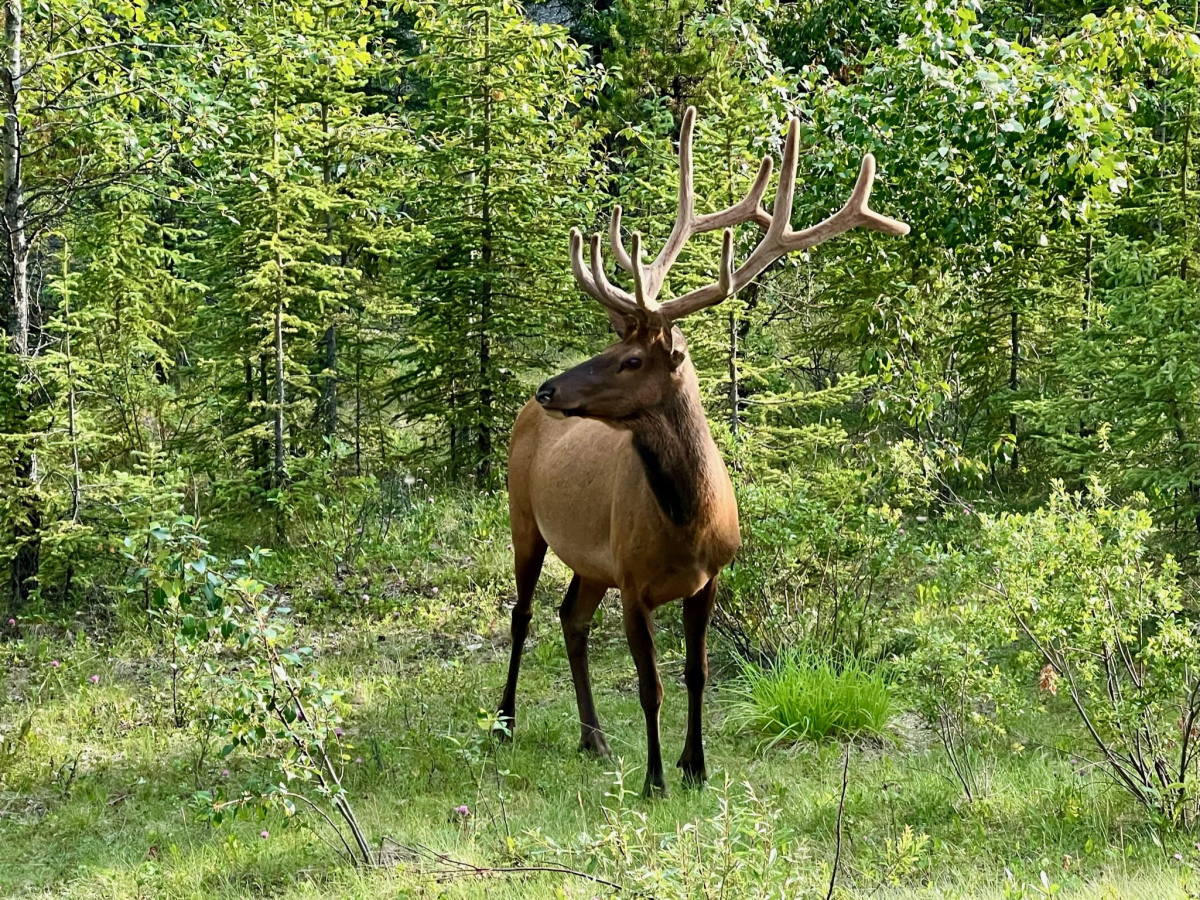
[397,0,602,483]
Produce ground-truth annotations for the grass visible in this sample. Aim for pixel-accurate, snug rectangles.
[729,650,895,745]
[1,499,1197,900]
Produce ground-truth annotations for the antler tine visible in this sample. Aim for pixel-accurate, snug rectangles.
[637,106,778,304]
[693,154,774,233]
[660,125,909,321]
[782,153,910,249]
[589,232,638,313]
[609,206,634,272]
[716,228,735,297]
[569,228,604,303]
[570,227,637,315]
[629,232,652,311]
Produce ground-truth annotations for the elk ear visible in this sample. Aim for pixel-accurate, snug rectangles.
[666,325,687,370]
[606,308,631,338]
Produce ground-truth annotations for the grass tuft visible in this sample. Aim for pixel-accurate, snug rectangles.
[728,651,894,746]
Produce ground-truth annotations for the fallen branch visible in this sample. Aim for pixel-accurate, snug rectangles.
[826,746,850,900]
[383,838,631,894]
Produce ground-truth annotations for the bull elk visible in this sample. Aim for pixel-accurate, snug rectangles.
[500,107,908,795]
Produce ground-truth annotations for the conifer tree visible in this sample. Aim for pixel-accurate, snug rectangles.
[397,0,601,483]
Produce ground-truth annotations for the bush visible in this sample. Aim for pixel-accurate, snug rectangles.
[728,650,894,746]
[907,484,1200,824]
[127,518,375,865]
[715,441,932,663]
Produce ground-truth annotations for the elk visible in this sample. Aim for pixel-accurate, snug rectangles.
[500,107,908,795]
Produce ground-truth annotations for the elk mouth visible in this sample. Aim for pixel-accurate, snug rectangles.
[541,406,587,419]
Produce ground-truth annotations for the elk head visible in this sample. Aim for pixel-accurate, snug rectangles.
[536,314,688,420]
[538,106,909,423]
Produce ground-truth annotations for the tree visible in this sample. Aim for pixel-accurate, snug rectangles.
[397,0,602,483]
[1,0,183,611]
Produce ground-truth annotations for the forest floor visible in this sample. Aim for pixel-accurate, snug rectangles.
[1,558,1196,900]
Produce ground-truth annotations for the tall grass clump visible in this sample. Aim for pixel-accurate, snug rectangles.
[730,651,894,746]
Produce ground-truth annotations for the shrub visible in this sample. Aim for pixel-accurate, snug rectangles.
[715,442,931,663]
[907,484,1200,825]
[728,650,894,745]
[127,518,375,865]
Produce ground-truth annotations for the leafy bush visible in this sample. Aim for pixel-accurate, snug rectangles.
[717,470,922,663]
[728,650,894,745]
[907,484,1200,824]
[127,518,375,864]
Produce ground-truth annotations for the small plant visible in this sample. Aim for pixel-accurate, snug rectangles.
[128,518,374,866]
[520,764,820,900]
[728,650,894,746]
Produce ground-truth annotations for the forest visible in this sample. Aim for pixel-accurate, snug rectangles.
[0,0,1197,896]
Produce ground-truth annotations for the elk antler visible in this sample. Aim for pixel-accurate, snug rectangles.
[569,107,910,323]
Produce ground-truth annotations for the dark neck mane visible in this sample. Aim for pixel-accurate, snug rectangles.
[631,382,715,528]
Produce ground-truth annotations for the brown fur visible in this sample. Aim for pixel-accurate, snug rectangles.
[500,323,738,794]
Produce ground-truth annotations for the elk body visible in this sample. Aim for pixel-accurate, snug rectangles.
[499,108,908,795]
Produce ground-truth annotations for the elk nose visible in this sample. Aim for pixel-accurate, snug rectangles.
[535,383,555,406]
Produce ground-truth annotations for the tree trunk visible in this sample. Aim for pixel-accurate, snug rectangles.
[1009,305,1019,474]
[476,9,493,484]
[3,0,38,611]
[322,324,337,439]
[319,98,338,445]
[258,354,269,490]
[274,298,285,487]
[246,357,262,473]
[271,88,286,522]
[354,325,362,477]
[62,246,81,524]
[727,308,738,439]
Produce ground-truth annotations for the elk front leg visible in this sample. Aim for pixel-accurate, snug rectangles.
[623,598,666,796]
[498,532,546,738]
[559,576,610,757]
[678,577,716,787]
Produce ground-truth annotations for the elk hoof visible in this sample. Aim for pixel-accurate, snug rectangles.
[642,774,668,799]
[580,732,611,759]
[677,751,707,788]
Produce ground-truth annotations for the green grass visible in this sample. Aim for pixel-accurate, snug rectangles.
[729,650,895,745]
[1,532,1196,900]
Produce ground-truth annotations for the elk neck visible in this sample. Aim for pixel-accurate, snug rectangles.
[629,370,721,529]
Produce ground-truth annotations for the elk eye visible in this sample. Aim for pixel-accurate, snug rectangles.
[621,357,643,371]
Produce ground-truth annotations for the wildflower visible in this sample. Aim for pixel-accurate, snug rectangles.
[90,674,100,684]
[355,757,363,764]
[260,830,269,839]
[50,660,60,668]
[6,618,13,627]
[454,805,470,817]
[334,727,344,738]
[431,587,439,595]
[221,769,230,778]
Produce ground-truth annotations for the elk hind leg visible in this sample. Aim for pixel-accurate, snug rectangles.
[559,575,610,757]
[498,528,546,738]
